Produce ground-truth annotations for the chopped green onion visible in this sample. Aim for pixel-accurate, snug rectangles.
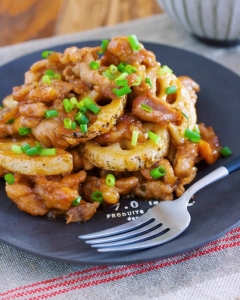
[132,76,142,86]
[99,39,109,53]
[140,103,152,113]
[102,70,116,80]
[79,106,88,114]
[166,86,177,94]
[88,103,100,114]
[4,173,14,185]
[158,65,173,76]
[75,112,89,124]
[64,118,73,129]
[112,85,132,97]
[128,35,141,51]
[45,70,55,78]
[220,146,232,156]
[54,73,61,80]
[184,129,201,143]
[148,131,160,144]
[116,79,128,87]
[44,109,58,119]
[117,62,127,72]
[83,97,100,114]
[150,166,166,179]
[145,77,152,87]
[11,145,23,154]
[131,130,139,146]
[182,111,188,119]
[89,61,100,70]
[91,191,103,203]
[76,99,85,109]
[63,98,73,113]
[26,146,39,156]
[5,118,14,124]
[72,196,82,206]
[124,64,137,74]
[35,142,42,152]
[193,124,200,134]
[71,122,76,130]
[69,97,78,107]
[39,148,56,156]
[42,74,52,84]
[21,143,31,153]
[106,174,116,187]
[109,64,118,74]
[41,50,53,58]
[80,124,88,133]
[115,72,128,81]
[18,127,31,136]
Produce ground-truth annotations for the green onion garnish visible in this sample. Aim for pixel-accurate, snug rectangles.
[128,35,141,51]
[18,127,31,136]
[83,97,100,114]
[99,39,109,53]
[102,70,116,80]
[69,97,78,107]
[124,64,137,74]
[140,103,152,113]
[75,112,89,124]
[26,146,39,156]
[132,76,142,86]
[112,86,132,97]
[11,145,23,154]
[148,131,160,144]
[41,50,53,58]
[193,124,200,134]
[44,109,58,119]
[54,73,61,80]
[5,118,15,124]
[39,148,56,156]
[42,74,52,84]
[80,124,88,133]
[184,129,201,143]
[131,130,139,146]
[4,173,15,185]
[115,72,128,81]
[118,62,127,72]
[63,98,73,113]
[64,118,73,129]
[220,146,232,156]
[109,64,118,74]
[166,86,177,95]
[105,174,116,187]
[150,166,166,180]
[45,70,55,78]
[21,143,31,153]
[158,65,173,76]
[72,196,82,206]
[145,77,152,87]
[79,106,88,114]
[91,191,103,203]
[116,79,128,87]
[89,61,100,70]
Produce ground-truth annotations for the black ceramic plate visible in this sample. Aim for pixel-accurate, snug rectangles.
[0,41,240,266]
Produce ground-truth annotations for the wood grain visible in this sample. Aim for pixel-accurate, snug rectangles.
[55,0,162,34]
[0,0,63,46]
[0,0,162,46]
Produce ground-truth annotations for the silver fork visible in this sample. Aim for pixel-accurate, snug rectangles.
[79,156,240,252]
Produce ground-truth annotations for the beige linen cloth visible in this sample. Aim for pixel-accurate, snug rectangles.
[0,14,239,300]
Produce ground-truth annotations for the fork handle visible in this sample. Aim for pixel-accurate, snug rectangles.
[224,155,240,174]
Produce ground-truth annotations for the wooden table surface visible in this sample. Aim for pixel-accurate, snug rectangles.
[0,0,162,47]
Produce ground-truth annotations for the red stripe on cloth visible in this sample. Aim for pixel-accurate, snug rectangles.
[1,228,239,300]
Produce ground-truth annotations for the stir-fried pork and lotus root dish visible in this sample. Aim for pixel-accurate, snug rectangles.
[0,35,222,224]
